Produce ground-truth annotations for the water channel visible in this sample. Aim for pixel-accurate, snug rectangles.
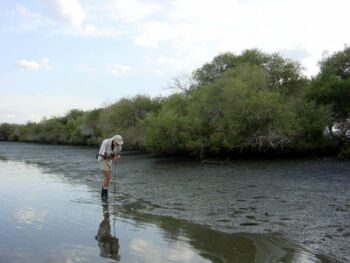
[0,142,349,262]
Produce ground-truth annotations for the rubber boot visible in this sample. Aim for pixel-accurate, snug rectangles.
[101,187,108,197]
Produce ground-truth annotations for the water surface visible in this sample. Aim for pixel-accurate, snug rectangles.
[0,142,349,262]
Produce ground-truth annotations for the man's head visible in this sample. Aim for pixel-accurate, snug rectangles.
[111,135,123,146]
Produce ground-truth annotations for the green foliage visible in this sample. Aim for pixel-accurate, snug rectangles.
[38,117,65,143]
[290,99,330,149]
[187,66,299,154]
[308,46,350,143]
[192,49,307,96]
[309,77,350,121]
[143,60,327,156]
[142,94,191,154]
[338,143,350,159]
[80,109,103,145]
[264,53,308,96]
[192,52,238,86]
[319,46,350,80]
[0,47,346,158]
[238,49,267,65]
[17,122,41,142]
[0,123,16,140]
[98,95,162,149]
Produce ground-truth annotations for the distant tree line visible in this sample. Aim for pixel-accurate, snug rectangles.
[1,47,350,159]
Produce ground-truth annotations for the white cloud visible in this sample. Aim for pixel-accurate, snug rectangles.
[111,64,132,76]
[15,208,48,224]
[130,238,148,253]
[12,0,350,69]
[80,23,123,37]
[16,60,41,70]
[16,2,86,30]
[47,0,86,27]
[47,245,101,263]
[129,0,350,76]
[135,22,172,48]
[129,238,197,263]
[16,57,51,71]
[16,4,55,31]
[129,238,164,263]
[167,246,195,262]
[169,0,240,26]
[15,2,125,37]
[50,23,125,37]
[111,0,161,23]
[83,23,98,34]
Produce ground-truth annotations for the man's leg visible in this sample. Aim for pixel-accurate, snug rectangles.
[102,170,111,187]
[101,170,111,196]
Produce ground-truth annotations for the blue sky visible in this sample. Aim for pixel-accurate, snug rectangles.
[1,0,349,124]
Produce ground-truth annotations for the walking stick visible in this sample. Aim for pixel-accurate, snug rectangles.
[113,159,117,237]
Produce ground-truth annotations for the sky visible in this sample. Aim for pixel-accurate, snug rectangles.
[0,0,349,124]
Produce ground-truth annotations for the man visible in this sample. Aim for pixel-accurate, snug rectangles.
[98,134,123,197]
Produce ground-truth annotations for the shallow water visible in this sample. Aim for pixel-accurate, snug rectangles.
[0,142,349,262]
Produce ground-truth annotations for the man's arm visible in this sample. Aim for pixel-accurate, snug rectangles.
[99,153,120,160]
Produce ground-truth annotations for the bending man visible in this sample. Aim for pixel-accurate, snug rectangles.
[98,134,123,197]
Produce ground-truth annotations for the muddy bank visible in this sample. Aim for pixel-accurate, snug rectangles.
[0,142,349,262]
[112,155,350,262]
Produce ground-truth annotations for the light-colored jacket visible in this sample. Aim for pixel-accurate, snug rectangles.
[97,138,122,161]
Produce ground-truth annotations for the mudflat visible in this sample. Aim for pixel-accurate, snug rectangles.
[0,142,348,262]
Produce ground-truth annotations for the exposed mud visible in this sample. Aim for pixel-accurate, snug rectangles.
[0,142,349,262]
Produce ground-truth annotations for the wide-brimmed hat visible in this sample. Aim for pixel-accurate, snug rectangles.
[111,135,124,145]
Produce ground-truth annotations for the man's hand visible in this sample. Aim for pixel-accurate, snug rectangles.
[113,154,121,160]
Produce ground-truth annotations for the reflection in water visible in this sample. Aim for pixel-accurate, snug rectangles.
[119,202,338,263]
[95,197,120,261]
[15,208,47,225]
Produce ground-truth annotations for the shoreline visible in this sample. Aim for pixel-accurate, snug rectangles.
[0,140,343,161]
